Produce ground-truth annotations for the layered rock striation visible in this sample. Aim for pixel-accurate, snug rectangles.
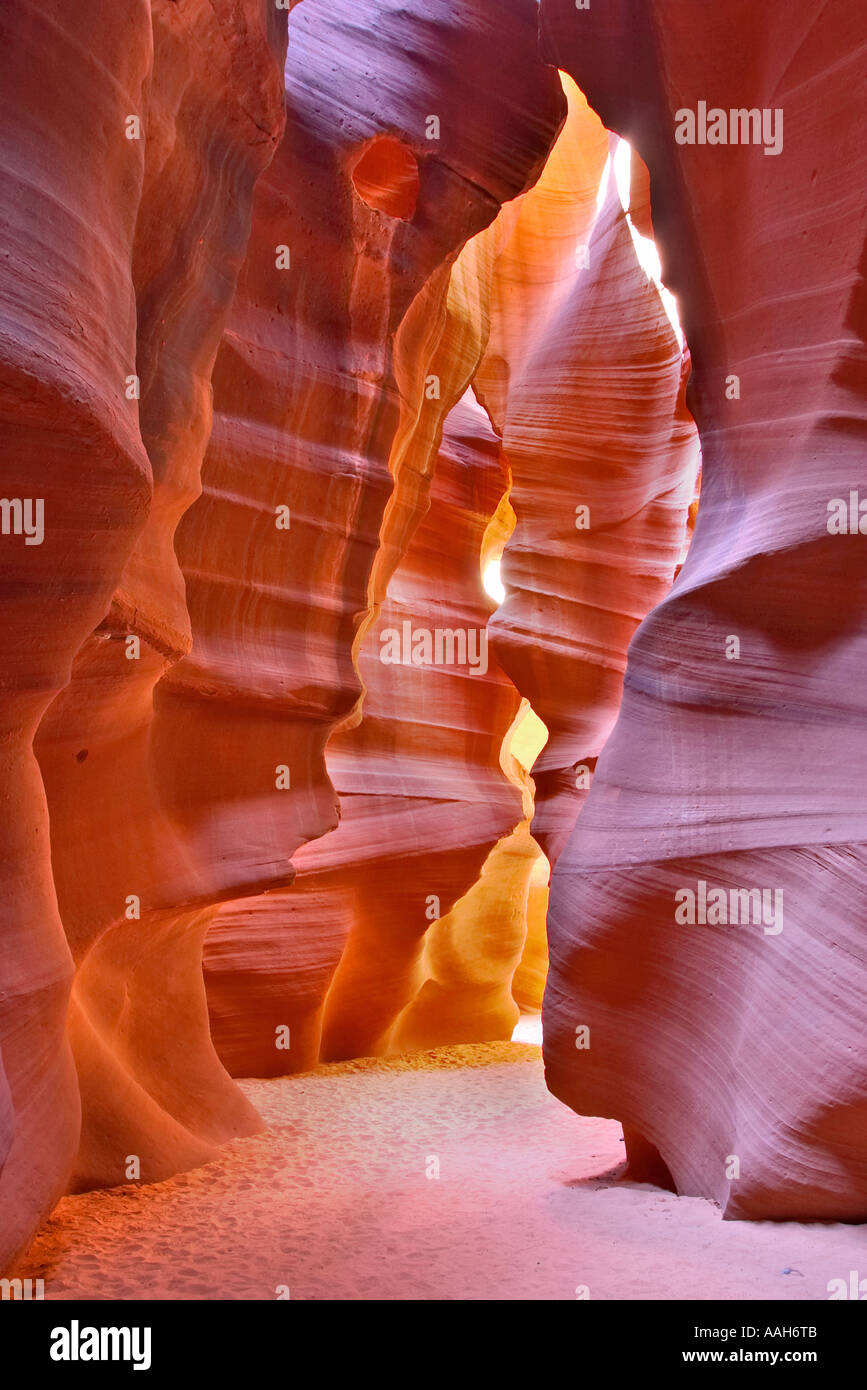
[205,392,529,1072]
[541,0,867,1219]
[472,80,699,866]
[0,0,288,1263]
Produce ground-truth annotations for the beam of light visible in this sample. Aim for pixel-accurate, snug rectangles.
[613,135,632,211]
[511,1014,543,1046]
[594,152,611,215]
[615,138,684,350]
[483,557,506,603]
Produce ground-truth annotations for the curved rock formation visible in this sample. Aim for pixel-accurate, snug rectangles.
[0,0,183,1265]
[32,0,289,1196]
[197,0,566,1077]
[390,711,550,1049]
[474,80,699,865]
[320,393,527,1059]
[202,70,701,1076]
[205,391,528,1072]
[541,0,867,1219]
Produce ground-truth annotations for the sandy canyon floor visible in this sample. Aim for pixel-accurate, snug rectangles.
[17,1043,862,1301]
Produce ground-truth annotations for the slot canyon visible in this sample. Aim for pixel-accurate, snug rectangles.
[0,0,865,1316]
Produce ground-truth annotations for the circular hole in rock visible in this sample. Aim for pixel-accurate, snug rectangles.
[351,135,419,221]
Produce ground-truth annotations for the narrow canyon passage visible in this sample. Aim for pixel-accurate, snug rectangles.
[1,0,864,1325]
[16,1046,861,1301]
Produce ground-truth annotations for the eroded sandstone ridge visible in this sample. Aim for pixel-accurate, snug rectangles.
[0,0,288,1266]
[205,392,530,1073]
[471,81,699,866]
[540,0,867,1219]
[192,0,567,1070]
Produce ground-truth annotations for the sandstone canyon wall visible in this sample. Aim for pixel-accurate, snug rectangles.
[540,0,867,1219]
[0,0,288,1267]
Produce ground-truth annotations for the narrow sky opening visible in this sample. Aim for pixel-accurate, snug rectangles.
[483,557,506,604]
[614,138,684,349]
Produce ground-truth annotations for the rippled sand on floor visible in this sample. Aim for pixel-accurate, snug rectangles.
[16,1043,862,1300]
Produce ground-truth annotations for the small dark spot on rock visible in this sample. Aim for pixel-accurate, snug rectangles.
[76,749,88,763]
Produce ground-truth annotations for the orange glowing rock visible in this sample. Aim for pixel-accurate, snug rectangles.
[198,0,566,1077]
[205,393,529,1071]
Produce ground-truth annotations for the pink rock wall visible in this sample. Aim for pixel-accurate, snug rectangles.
[540,0,867,1219]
